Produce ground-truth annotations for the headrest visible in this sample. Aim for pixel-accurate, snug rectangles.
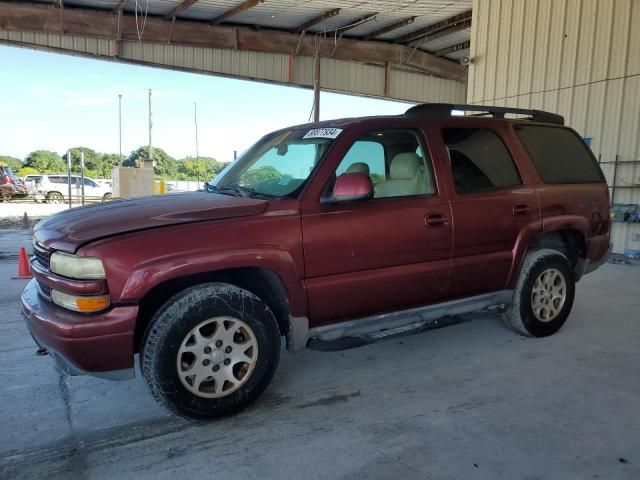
[346,162,370,175]
[390,153,420,180]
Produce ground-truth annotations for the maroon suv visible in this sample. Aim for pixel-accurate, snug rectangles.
[21,104,611,419]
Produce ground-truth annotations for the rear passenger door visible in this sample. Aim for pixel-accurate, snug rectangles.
[437,124,541,297]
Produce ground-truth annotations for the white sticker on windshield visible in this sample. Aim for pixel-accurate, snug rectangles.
[303,128,343,139]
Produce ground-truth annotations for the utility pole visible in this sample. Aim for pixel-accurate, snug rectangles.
[194,102,200,186]
[118,94,123,166]
[80,151,85,206]
[66,150,72,208]
[148,89,154,166]
[313,40,321,123]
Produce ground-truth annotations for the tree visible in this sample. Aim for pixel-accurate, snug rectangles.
[24,150,66,174]
[176,156,230,181]
[101,153,122,178]
[62,147,103,176]
[0,156,23,172]
[17,166,39,177]
[125,146,177,179]
[241,165,281,185]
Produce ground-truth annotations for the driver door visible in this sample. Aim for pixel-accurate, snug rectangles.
[301,128,453,327]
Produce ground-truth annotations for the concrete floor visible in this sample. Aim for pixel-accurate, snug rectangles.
[0,228,639,480]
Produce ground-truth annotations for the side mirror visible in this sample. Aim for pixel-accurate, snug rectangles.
[324,172,373,204]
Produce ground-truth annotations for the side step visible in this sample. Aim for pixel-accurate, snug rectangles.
[308,315,466,351]
[307,290,512,352]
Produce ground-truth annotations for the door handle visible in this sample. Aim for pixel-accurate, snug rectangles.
[513,204,532,216]
[425,213,447,227]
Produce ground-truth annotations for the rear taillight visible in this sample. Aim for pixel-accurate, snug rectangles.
[0,175,10,184]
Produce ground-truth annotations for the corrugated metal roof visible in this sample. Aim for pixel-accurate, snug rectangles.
[28,0,471,56]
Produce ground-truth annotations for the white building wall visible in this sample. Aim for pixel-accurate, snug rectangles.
[468,0,640,253]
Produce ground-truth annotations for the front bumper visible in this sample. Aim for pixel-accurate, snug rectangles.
[21,279,138,380]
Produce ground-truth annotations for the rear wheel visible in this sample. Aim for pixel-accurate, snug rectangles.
[141,283,281,420]
[503,249,575,337]
[102,193,112,202]
[46,192,64,204]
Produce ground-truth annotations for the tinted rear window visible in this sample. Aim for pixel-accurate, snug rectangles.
[515,125,604,184]
[443,128,522,194]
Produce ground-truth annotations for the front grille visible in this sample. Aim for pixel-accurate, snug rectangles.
[32,241,50,269]
[36,280,52,298]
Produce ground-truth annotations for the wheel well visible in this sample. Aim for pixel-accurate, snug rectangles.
[528,229,586,267]
[133,267,291,353]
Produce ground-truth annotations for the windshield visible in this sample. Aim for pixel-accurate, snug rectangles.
[212,128,338,197]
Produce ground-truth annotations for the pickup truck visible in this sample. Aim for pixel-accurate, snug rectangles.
[21,104,611,420]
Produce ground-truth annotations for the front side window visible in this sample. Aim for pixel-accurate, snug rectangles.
[443,128,521,194]
[336,141,386,184]
[333,129,436,199]
[213,128,337,198]
[514,125,605,184]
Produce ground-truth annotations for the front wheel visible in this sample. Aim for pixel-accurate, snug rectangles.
[503,249,576,337]
[141,283,281,420]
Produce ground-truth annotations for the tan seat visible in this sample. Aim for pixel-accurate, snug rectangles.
[345,162,370,175]
[374,153,434,198]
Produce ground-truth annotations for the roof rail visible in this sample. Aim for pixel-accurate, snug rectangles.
[404,103,564,125]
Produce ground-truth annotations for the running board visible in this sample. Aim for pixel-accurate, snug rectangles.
[307,290,513,351]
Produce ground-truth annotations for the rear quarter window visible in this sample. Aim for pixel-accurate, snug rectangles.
[515,125,605,184]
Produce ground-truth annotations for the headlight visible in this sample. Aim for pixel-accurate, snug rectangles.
[50,252,106,279]
[51,289,110,313]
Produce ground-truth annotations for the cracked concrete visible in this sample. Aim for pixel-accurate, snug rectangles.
[0,228,639,479]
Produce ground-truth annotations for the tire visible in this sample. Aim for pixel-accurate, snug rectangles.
[503,248,576,337]
[46,192,64,204]
[141,283,281,420]
[102,193,112,202]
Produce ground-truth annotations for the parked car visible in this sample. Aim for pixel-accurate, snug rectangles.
[31,174,112,203]
[0,165,26,200]
[22,175,43,195]
[12,177,28,199]
[21,104,611,420]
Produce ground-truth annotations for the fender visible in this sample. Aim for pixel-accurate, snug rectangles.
[79,209,308,318]
[118,248,307,317]
[506,215,588,288]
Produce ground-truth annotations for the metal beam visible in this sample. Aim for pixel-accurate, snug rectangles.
[330,12,378,36]
[164,0,200,20]
[293,8,341,33]
[433,40,470,57]
[394,10,472,45]
[362,16,415,41]
[408,19,471,48]
[210,0,264,26]
[0,1,467,81]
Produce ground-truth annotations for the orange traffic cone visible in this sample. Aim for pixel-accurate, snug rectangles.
[12,247,32,280]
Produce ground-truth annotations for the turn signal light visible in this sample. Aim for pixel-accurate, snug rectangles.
[51,290,110,313]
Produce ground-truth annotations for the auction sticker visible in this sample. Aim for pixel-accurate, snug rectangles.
[303,128,343,139]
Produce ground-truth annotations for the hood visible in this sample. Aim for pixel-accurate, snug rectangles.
[34,192,268,252]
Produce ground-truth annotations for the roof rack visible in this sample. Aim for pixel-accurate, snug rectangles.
[404,103,564,125]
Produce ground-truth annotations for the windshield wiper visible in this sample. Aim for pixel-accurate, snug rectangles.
[212,183,255,198]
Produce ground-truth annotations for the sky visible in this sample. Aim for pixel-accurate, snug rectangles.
[0,45,411,163]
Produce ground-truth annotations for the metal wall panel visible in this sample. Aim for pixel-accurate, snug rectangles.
[468,0,640,253]
[0,27,466,104]
[0,30,114,56]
